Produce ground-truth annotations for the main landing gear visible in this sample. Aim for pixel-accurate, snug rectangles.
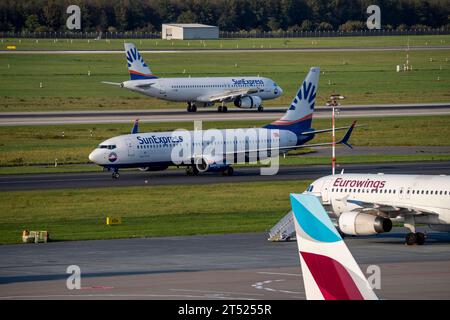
[185,166,199,176]
[258,106,264,112]
[218,101,228,113]
[222,166,234,176]
[187,102,197,112]
[405,232,426,245]
[404,216,426,245]
[218,105,228,112]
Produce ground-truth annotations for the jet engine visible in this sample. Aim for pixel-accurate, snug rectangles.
[194,157,230,173]
[195,157,209,172]
[338,211,392,236]
[233,96,262,109]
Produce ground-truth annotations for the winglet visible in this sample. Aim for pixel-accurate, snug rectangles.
[290,193,378,300]
[131,119,139,134]
[338,121,356,149]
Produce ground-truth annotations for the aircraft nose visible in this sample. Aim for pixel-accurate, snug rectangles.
[88,149,98,163]
[277,86,283,95]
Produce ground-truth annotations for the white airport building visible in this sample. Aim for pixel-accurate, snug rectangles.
[161,23,219,40]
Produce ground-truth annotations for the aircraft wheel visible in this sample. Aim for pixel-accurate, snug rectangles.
[405,232,417,245]
[416,232,426,245]
[222,106,228,112]
[258,106,264,112]
[222,166,233,176]
[191,104,197,112]
[112,172,120,179]
[218,106,223,112]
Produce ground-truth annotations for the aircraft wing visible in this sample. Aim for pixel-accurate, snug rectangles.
[346,198,440,216]
[196,87,263,103]
[133,83,154,89]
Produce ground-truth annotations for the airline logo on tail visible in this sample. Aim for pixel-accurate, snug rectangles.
[124,43,157,80]
[290,193,378,300]
[289,81,316,111]
[265,67,319,132]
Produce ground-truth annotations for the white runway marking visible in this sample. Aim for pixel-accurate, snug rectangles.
[252,279,304,296]
[257,271,301,277]
[170,288,263,297]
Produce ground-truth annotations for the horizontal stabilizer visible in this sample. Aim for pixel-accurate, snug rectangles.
[101,81,122,86]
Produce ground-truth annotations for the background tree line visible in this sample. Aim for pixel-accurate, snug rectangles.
[1,0,449,33]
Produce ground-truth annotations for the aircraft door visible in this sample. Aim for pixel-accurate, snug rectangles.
[321,178,332,204]
[125,138,135,158]
[158,80,166,96]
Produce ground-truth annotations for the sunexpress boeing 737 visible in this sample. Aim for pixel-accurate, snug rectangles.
[102,43,283,112]
[90,67,356,178]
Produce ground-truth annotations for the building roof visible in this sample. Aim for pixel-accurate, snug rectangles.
[163,23,218,28]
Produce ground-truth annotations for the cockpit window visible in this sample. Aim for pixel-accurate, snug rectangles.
[98,145,116,150]
[306,185,314,192]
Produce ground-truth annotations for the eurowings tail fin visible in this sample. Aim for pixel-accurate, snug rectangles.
[290,193,378,300]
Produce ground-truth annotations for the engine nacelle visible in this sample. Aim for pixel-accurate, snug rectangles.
[194,157,228,173]
[233,95,262,109]
[338,211,392,236]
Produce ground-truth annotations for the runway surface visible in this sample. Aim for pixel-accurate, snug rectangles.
[0,228,449,300]
[1,103,450,126]
[1,161,450,191]
[1,45,450,54]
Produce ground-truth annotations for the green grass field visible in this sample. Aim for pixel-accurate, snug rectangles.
[0,48,449,111]
[1,115,450,169]
[2,35,449,51]
[0,181,309,244]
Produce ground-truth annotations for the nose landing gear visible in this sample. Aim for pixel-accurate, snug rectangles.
[112,169,120,179]
[187,102,197,112]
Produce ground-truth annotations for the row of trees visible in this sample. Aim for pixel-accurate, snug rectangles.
[1,0,449,33]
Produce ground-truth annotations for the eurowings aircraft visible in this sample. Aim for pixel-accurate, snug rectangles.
[103,43,283,112]
[291,193,378,300]
[303,173,450,245]
[90,67,355,178]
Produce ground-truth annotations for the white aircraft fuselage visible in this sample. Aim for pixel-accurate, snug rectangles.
[89,127,300,170]
[122,76,282,105]
[304,173,450,244]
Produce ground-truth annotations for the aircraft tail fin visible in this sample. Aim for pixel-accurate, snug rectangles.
[131,119,139,134]
[264,67,319,133]
[124,43,157,80]
[290,193,378,300]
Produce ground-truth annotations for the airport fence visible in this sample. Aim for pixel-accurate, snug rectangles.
[1,28,449,39]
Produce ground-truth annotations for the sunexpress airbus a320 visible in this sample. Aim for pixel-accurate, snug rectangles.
[90,67,356,178]
[103,43,283,112]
